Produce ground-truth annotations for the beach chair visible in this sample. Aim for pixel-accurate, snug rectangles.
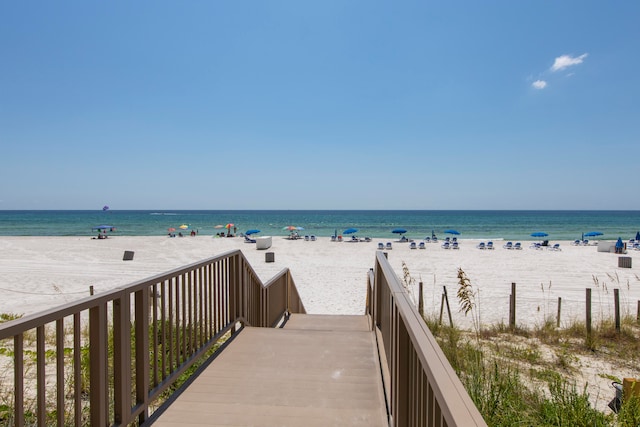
[244,236,256,243]
[432,236,438,243]
[310,235,316,241]
[378,242,384,250]
[477,242,486,250]
[351,236,359,242]
[338,235,343,242]
[487,241,494,250]
[503,242,513,249]
[410,241,417,249]
[572,239,581,246]
[424,237,431,243]
[386,242,393,250]
[304,235,310,241]
[441,242,450,249]
[530,242,542,250]
[581,239,589,246]
[331,235,337,242]
[550,243,561,251]
[444,237,450,243]
[514,242,522,250]
[418,241,426,249]
[364,237,372,242]
[452,242,459,249]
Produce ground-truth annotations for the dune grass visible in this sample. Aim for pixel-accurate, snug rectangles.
[418,267,640,426]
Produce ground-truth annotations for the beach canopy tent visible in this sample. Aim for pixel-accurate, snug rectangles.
[92,225,115,231]
[531,232,548,238]
[343,228,358,235]
[245,229,260,235]
[391,228,407,234]
[444,229,460,235]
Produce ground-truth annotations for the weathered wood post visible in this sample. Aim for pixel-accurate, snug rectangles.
[586,288,592,344]
[90,285,94,296]
[509,282,516,330]
[614,288,620,334]
[557,297,562,328]
[439,293,445,326]
[443,286,453,327]
[418,281,424,316]
[637,300,640,325]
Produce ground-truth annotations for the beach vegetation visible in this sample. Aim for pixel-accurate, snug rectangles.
[417,268,640,426]
[0,312,23,323]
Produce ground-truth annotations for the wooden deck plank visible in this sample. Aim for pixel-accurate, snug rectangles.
[152,315,387,426]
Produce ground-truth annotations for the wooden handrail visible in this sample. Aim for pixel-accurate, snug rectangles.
[0,249,305,426]
[367,251,487,427]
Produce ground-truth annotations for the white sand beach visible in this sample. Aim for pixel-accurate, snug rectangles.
[1,235,638,327]
[1,235,639,411]
[0,235,640,327]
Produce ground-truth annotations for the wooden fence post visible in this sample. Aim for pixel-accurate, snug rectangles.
[509,282,516,330]
[418,281,424,317]
[443,286,453,327]
[557,297,562,328]
[614,289,620,334]
[439,293,445,326]
[637,301,640,325]
[586,288,592,344]
[90,285,94,296]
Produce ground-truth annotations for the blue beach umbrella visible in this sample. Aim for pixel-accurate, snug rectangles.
[531,232,548,238]
[343,228,358,235]
[392,228,407,234]
[92,225,114,230]
[584,231,603,237]
[444,229,460,235]
[245,229,260,235]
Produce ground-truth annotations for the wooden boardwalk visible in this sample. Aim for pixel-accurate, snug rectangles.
[152,314,388,426]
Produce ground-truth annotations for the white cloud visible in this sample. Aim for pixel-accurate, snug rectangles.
[532,80,547,89]
[551,53,588,72]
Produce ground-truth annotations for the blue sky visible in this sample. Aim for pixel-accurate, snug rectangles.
[1,1,638,210]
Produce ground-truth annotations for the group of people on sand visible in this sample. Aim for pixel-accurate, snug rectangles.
[215,232,235,238]
[168,229,198,238]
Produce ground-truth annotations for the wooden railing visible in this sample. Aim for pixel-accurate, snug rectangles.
[0,250,305,426]
[367,251,487,427]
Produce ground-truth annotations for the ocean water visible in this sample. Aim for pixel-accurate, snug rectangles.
[0,210,639,241]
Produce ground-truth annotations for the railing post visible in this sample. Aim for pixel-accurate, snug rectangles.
[89,303,108,427]
[135,287,150,424]
[14,335,24,427]
[114,293,132,425]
